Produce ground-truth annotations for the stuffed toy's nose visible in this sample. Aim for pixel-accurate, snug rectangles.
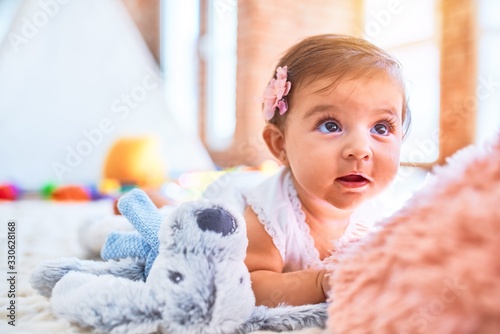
[196,208,236,236]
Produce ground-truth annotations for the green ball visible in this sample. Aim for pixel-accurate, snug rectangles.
[41,182,58,199]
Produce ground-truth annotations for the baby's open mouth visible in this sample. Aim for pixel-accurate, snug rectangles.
[336,174,371,188]
[337,175,368,182]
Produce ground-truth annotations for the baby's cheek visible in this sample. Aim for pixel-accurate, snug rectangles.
[389,149,401,170]
[378,149,401,184]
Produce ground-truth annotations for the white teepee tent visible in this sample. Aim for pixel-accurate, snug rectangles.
[0,0,214,189]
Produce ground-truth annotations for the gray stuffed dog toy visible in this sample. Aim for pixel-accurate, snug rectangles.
[30,189,326,333]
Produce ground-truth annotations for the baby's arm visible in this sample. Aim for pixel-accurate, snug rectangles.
[244,206,327,307]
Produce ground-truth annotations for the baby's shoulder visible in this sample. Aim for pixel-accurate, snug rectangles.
[244,167,292,202]
[202,170,269,211]
[244,168,298,219]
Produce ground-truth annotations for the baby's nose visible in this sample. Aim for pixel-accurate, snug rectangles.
[341,133,373,160]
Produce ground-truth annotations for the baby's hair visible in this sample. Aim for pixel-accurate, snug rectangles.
[266,34,411,138]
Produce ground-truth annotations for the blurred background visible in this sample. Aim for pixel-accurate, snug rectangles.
[0,0,498,199]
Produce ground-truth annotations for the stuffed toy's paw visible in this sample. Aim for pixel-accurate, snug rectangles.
[30,257,146,298]
[30,257,82,297]
[237,303,328,333]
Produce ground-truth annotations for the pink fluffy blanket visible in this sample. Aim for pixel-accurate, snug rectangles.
[327,134,500,334]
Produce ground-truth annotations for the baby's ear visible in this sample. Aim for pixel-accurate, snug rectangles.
[262,123,288,166]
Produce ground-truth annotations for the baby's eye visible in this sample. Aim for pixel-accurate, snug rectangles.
[371,123,390,136]
[318,120,341,133]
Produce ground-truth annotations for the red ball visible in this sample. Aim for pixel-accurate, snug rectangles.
[0,184,19,201]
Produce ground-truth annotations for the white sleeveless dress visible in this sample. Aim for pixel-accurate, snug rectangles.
[203,167,370,272]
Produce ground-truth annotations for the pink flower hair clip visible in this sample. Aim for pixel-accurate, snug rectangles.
[261,66,292,120]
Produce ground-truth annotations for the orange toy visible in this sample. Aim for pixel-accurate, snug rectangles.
[103,136,167,188]
[51,185,91,201]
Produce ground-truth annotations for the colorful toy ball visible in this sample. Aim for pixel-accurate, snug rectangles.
[0,184,19,201]
[51,185,91,201]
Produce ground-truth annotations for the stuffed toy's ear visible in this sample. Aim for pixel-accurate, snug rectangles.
[117,188,163,276]
[101,231,151,259]
[117,189,163,248]
[101,189,163,278]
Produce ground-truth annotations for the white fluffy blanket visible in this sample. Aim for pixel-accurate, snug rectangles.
[0,200,325,334]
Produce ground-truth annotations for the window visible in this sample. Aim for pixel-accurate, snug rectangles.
[161,0,238,152]
[201,0,238,150]
[160,0,200,137]
[477,0,500,144]
[363,0,440,164]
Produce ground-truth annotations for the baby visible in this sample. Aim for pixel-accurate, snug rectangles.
[238,34,411,307]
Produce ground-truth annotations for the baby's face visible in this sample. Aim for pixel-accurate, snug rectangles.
[283,73,404,211]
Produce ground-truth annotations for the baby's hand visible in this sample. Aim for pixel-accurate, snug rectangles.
[320,269,332,299]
